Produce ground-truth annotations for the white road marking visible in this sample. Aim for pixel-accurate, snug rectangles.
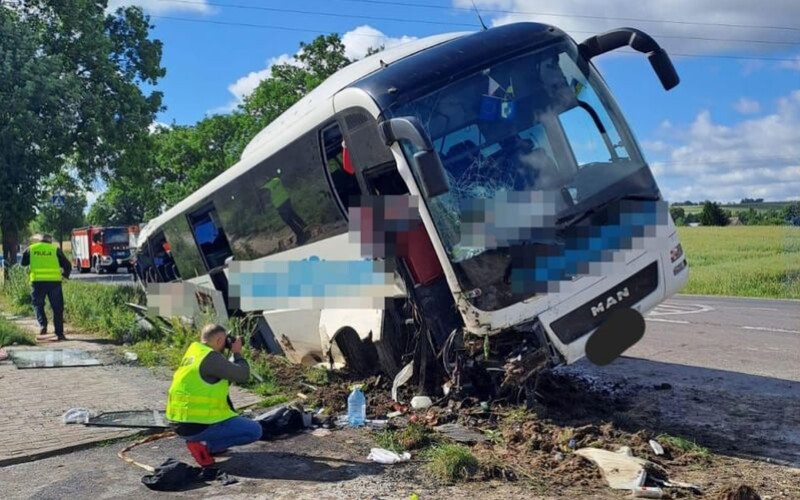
[747,307,780,312]
[648,303,714,316]
[646,318,691,324]
[742,326,800,335]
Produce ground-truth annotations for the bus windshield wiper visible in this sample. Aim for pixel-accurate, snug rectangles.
[556,193,660,227]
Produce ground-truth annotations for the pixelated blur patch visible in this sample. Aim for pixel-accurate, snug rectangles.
[585,308,645,366]
[348,194,421,259]
[229,258,399,310]
[509,199,669,294]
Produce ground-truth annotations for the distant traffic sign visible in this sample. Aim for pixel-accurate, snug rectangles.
[51,194,65,209]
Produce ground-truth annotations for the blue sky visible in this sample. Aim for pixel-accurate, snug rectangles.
[113,0,800,203]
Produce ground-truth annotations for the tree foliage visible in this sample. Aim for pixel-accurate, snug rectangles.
[90,34,353,226]
[30,172,87,242]
[0,1,164,261]
[699,201,730,226]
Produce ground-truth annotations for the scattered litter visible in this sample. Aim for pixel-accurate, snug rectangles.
[310,428,332,437]
[442,381,452,397]
[256,404,309,438]
[86,410,169,429]
[296,392,308,400]
[653,478,702,493]
[568,438,577,449]
[410,396,432,410]
[391,361,414,402]
[62,408,92,424]
[367,447,411,464]
[124,351,138,362]
[366,419,388,429]
[479,401,490,412]
[10,349,102,369]
[347,386,367,426]
[387,411,403,418]
[631,486,665,498]
[649,439,665,456]
[433,423,489,443]
[554,451,565,462]
[574,447,648,490]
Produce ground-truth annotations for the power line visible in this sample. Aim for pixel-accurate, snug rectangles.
[329,0,800,33]
[150,15,800,62]
[156,0,800,46]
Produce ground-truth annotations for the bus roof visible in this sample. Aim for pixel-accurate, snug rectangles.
[138,31,469,246]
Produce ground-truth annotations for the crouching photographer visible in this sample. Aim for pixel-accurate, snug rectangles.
[166,324,262,466]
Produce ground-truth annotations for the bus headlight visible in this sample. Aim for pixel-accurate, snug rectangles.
[670,243,684,263]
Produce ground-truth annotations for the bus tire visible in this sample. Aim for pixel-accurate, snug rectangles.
[334,327,380,377]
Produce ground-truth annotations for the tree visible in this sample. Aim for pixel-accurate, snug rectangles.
[699,201,730,226]
[30,173,87,244]
[669,206,685,222]
[236,34,351,157]
[0,1,164,262]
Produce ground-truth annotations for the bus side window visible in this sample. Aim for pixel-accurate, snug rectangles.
[188,203,234,271]
[322,124,361,213]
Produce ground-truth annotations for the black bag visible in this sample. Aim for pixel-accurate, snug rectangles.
[256,405,306,440]
[141,458,206,491]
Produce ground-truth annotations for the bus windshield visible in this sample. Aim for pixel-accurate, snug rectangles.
[388,41,659,310]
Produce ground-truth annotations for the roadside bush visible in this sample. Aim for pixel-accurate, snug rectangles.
[425,444,479,482]
[61,279,146,342]
[0,315,35,347]
[1,266,32,314]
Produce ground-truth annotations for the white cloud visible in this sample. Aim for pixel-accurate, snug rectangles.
[341,25,417,60]
[649,90,800,202]
[215,25,416,114]
[148,121,171,134]
[459,0,800,55]
[108,0,212,14]
[780,54,800,71]
[734,97,760,114]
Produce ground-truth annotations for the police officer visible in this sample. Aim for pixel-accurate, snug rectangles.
[166,324,262,467]
[21,234,72,340]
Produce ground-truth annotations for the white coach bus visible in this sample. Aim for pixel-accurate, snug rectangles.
[134,22,688,389]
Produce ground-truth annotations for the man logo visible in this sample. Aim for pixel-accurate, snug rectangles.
[590,287,631,317]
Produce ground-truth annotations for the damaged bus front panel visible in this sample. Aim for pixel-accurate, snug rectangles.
[134,23,687,398]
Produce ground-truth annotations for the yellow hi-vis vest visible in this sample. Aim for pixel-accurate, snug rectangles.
[166,342,238,424]
[29,242,62,283]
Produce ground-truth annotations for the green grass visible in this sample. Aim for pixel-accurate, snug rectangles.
[1,265,147,342]
[674,202,792,215]
[375,423,436,453]
[678,226,800,299]
[425,444,479,483]
[0,315,35,347]
[656,433,711,459]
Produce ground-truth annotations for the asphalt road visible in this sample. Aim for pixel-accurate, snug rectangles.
[635,294,800,382]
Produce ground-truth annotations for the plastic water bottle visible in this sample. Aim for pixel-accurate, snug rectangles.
[347,385,366,427]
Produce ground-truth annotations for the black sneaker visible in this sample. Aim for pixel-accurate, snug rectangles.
[55,334,67,341]
[39,327,47,336]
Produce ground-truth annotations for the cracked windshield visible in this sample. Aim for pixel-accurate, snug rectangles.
[392,42,654,308]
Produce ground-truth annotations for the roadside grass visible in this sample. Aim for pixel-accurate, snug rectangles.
[678,226,800,299]
[0,265,147,342]
[424,443,479,482]
[0,315,35,347]
[375,423,436,453]
[656,433,711,460]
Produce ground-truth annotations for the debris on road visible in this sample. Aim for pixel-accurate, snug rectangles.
[433,423,488,444]
[713,484,762,500]
[649,439,665,456]
[123,351,138,362]
[62,407,91,424]
[10,348,102,368]
[411,396,432,410]
[85,410,169,429]
[392,361,414,402]
[368,447,411,464]
[574,447,648,490]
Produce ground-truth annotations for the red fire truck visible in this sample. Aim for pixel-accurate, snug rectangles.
[71,226,135,274]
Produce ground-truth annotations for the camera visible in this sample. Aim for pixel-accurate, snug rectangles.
[224,333,237,350]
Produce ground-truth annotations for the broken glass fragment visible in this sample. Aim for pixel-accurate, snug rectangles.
[9,349,102,369]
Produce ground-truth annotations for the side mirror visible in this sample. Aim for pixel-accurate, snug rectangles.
[579,27,680,91]
[414,150,450,198]
[378,116,450,197]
